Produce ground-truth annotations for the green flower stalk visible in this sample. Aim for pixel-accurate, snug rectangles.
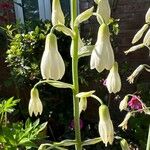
[90,23,114,72]
[98,105,114,146]
[28,88,43,116]
[40,33,65,80]
[52,0,65,26]
[106,62,121,93]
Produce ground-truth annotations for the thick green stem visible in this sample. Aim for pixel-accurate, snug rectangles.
[71,0,82,150]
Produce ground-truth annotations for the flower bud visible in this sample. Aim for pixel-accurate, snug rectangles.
[28,88,43,116]
[120,139,130,150]
[40,33,65,80]
[127,65,145,84]
[96,0,111,24]
[124,44,144,55]
[74,7,94,26]
[119,96,129,111]
[106,62,121,93]
[132,24,149,44]
[145,8,150,23]
[52,0,65,26]
[143,29,150,47]
[99,105,114,146]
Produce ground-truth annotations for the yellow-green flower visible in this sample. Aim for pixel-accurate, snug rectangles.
[106,62,121,93]
[28,88,43,116]
[120,139,130,150]
[40,33,65,80]
[98,105,114,146]
[52,0,65,26]
[90,23,114,72]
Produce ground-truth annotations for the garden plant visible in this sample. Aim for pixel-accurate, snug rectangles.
[26,0,150,150]
[0,0,150,150]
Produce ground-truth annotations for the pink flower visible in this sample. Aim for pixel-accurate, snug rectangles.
[128,96,142,110]
[69,119,84,130]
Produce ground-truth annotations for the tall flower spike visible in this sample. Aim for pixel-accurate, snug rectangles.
[52,0,65,26]
[28,88,43,117]
[90,23,114,72]
[98,105,114,146]
[40,33,65,80]
[106,62,121,93]
[96,0,111,24]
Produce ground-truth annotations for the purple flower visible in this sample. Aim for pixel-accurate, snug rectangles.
[69,119,84,130]
[128,96,142,110]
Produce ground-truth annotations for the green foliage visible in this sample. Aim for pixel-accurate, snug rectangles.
[0,119,47,150]
[0,97,47,150]
[5,23,51,86]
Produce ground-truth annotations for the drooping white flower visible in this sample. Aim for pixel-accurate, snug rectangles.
[76,91,95,114]
[28,88,43,117]
[96,0,111,24]
[40,33,65,80]
[52,0,65,26]
[127,65,145,84]
[120,139,130,150]
[118,112,132,130]
[90,23,114,72]
[145,8,150,23]
[132,24,149,44]
[119,96,129,111]
[98,105,114,146]
[106,62,121,93]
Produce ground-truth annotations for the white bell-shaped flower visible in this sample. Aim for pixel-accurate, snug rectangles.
[40,33,65,80]
[90,23,114,72]
[52,0,65,26]
[106,62,121,93]
[98,105,114,146]
[96,0,111,24]
[28,88,43,117]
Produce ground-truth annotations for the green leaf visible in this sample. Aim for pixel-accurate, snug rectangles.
[36,80,73,90]
[82,137,101,146]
